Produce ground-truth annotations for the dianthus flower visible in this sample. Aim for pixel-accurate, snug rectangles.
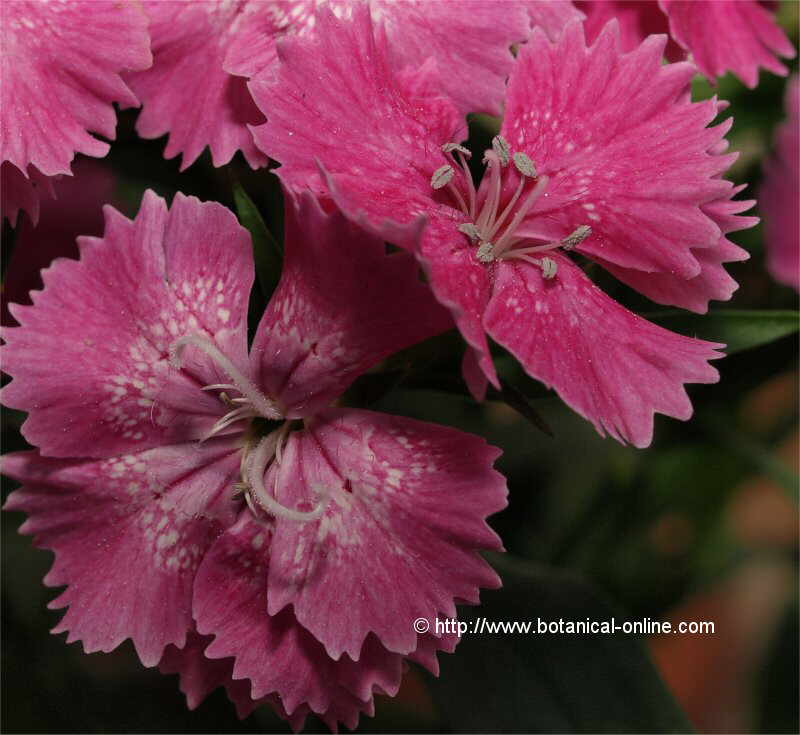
[2,190,506,729]
[761,75,799,291]
[122,0,581,170]
[251,10,757,448]
[0,0,151,225]
[580,0,796,89]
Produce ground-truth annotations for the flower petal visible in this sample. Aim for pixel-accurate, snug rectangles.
[0,162,54,228]
[1,191,253,458]
[502,21,737,279]
[159,630,310,728]
[484,256,723,447]
[1,0,151,176]
[661,0,796,88]
[595,189,757,312]
[193,513,395,727]
[250,4,464,212]
[416,217,499,389]
[373,0,530,116]
[125,1,267,170]
[267,408,506,660]
[2,443,240,666]
[251,191,452,417]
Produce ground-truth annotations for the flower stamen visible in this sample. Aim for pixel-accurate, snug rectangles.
[435,137,592,275]
[247,431,329,522]
[169,335,282,441]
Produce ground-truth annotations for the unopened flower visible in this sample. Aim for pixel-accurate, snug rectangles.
[580,0,796,88]
[761,75,799,291]
[252,10,757,447]
[0,0,151,224]
[2,190,505,728]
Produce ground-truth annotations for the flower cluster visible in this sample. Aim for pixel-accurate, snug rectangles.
[0,0,793,731]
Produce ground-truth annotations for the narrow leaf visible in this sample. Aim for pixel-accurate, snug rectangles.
[647,310,799,354]
[232,184,282,301]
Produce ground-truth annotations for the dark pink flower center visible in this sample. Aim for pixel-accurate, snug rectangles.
[433,136,592,278]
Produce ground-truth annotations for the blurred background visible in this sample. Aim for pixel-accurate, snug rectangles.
[2,3,798,733]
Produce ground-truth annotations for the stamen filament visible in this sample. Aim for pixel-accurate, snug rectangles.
[170,335,282,421]
[248,434,328,522]
[485,175,526,242]
[492,175,549,256]
[476,152,503,233]
[446,179,469,215]
[454,150,476,219]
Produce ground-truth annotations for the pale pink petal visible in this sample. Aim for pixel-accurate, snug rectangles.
[251,5,465,208]
[193,513,397,726]
[2,443,240,666]
[761,75,799,290]
[1,191,253,458]
[661,0,796,88]
[502,21,737,279]
[267,408,506,659]
[125,1,267,171]
[1,0,151,176]
[251,191,452,418]
[484,256,723,448]
[0,161,54,227]
[2,158,115,325]
[595,188,757,312]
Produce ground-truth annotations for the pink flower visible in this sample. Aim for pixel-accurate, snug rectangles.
[580,1,796,88]
[251,10,757,448]
[123,0,579,171]
[2,190,505,728]
[761,75,799,291]
[0,0,151,224]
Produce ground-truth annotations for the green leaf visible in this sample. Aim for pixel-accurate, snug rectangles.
[647,310,799,355]
[232,184,282,301]
[427,556,693,733]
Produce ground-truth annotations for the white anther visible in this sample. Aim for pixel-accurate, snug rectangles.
[442,142,471,157]
[458,222,480,241]
[560,225,592,251]
[492,135,511,166]
[539,257,558,279]
[513,152,537,178]
[476,241,496,263]
[431,164,455,189]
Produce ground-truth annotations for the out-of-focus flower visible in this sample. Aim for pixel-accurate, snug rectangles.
[2,190,505,729]
[579,0,796,88]
[252,10,757,448]
[761,75,799,291]
[0,0,151,224]
[2,157,116,325]
[123,0,580,171]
